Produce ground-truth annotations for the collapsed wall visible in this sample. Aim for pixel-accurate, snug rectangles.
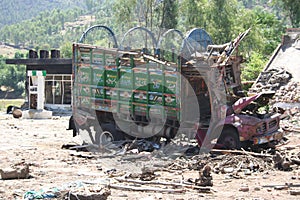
[249,28,300,104]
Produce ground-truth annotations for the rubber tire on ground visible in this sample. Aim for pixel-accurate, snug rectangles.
[217,128,241,149]
[95,123,125,145]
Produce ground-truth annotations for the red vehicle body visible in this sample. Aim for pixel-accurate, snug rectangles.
[196,92,283,149]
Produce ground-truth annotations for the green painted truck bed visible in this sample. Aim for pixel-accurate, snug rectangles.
[73,43,181,120]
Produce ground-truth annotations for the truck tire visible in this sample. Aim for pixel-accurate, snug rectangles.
[217,127,241,149]
[96,124,125,145]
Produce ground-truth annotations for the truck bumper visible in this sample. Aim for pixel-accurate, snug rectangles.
[252,130,284,145]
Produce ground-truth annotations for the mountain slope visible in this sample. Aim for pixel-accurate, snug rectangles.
[0,0,86,28]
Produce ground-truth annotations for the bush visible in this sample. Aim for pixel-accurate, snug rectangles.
[0,55,26,97]
[242,52,267,81]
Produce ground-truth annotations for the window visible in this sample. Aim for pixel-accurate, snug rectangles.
[45,74,72,105]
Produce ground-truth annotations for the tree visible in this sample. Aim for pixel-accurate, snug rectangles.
[274,0,300,28]
[205,0,239,44]
[60,42,72,58]
[0,56,25,95]
[112,0,137,32]
[159,0,178,29]
[180,0,208,30]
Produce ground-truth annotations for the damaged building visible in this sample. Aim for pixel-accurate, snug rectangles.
[249,28,300,105]
[6,50,72,110]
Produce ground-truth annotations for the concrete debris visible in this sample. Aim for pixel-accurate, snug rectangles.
[239,185,249,192]
[290,190,300,195]
[0,162,29,180]
[272,81,300,103]
[249,68,300,105]
[249,68,292,95]
[125,167,157,181]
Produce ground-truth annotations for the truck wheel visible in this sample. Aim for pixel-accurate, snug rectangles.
[96,124,125,145]
[217,128,241,149]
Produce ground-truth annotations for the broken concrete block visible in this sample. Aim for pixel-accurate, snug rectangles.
[239,185,249,192]
[222,167,234,174]
[244,169,252,175]
[0,163,29,180]
[254,186,261,191]
[290,190,300,195]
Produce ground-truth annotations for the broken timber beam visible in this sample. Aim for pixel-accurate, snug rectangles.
[115,178,213,191]
[108,184,185,193]
[210,149,273,158]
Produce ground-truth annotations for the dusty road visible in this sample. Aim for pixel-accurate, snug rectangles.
[0,113,299,200]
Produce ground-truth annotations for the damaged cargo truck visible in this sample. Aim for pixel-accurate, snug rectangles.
[70,26,283,149]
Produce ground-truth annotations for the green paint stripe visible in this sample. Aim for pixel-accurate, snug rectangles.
[28,70,47,76]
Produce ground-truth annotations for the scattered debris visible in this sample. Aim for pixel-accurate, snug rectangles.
[124,139,161,153]
[63,187,111,200]
[24,189,59,200]
[115,178,212,193]
[108,183,184,193]
[195,165,213,187]
[169,153,275,174]
[210,149,273,158]
[140,167,157,181]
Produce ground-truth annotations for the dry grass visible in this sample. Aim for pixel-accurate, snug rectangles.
[0,99,25,112]
[0,44,27,58]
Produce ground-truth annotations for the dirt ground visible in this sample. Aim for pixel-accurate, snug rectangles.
[0,112,300,200]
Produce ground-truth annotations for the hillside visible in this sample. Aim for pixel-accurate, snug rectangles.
[0,0,86,28]
[0,0,291,61]
[0,0,113,50]
[0,43,27,58]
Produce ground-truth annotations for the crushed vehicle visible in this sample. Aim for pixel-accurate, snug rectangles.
[69,25,283,149]
[204,91,283,149]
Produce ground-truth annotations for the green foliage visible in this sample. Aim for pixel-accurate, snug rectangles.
[241,52,267,81]
[205,0,239,44]
[0,0,86,28]
[14,52,26,59]
[253,8,285,55]
[234,7,285,61]
[60,42,72,58]
[179,0,208,30]
[112,0,137,31]
[0,8,84,48]
[273,0,300,28]
[0,55,26,95]
[158,0,178,29]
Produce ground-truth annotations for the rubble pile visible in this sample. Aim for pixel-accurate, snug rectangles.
[272,81,300,103]
[249,68,300,103]
[170,153,274,174]
[280,107,300,132]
